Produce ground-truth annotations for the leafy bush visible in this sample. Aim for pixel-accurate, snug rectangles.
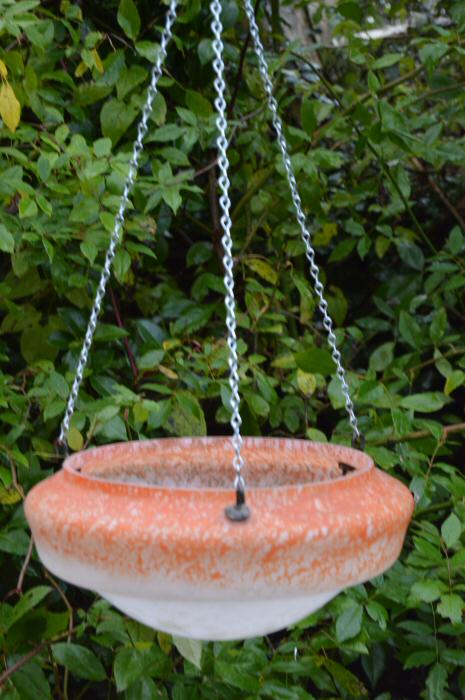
[1,0,465,698]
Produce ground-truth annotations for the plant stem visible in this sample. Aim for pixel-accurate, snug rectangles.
[109,286,138,382]
[0,628,78,688]
[370,421,465,446]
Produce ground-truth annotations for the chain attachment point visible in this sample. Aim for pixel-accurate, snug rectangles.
[225,485,251,522]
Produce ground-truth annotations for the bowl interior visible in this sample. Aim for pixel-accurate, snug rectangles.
[65,438,371,490]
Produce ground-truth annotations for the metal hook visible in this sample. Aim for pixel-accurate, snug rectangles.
[225,486,251,522]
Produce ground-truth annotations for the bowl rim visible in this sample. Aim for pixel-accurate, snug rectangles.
[62,436,375,495]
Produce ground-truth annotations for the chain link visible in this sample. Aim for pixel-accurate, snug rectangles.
[210,0,246,493]
[58,0,179,447]
[242,0,361,443]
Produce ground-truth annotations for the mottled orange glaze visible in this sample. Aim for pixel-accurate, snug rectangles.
[25,437,413,602]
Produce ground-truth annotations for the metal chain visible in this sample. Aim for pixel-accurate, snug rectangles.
[58,0,179,447]
[242,0,361,443]
[210,0,246,497]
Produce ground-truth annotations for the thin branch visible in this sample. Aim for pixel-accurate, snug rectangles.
[415,499,453,518]
[16,537,34,594]
[43,570,74,700]
[371,421,465,446]
[402,346,465,376]
[194,158,218,178]
[0,628,78,689]
[109,286,138,382]
[410,156,465,233]
[228,0,262,118]
[10,459,24,500]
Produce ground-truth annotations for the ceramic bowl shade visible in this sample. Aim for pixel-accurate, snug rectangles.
[25,437,414,640]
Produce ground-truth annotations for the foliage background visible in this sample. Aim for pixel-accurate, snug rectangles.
[1,0,465,698]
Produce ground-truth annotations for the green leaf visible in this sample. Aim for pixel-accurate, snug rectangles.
[365,600,388,630]
[167,392,207,437]
[214,661,261,692]
[117,0,140,40]
[400,392,448,413]
[246,392,269,418]
[372,53,402,69]
[404,649,437,669]
[124,676,159,700]
[172,636,202,669]
[162,185,182,213]
[138,349,165,370]
[197,38,214,65]
[186,241,213,267]
[94,324,128,342]
[410,580,444,603]
[430,308,447,343]
[114,647,163,692]
[0,529,31,555]
[444,369,465,395]
[295,348,336,375]
[300,100,316,136]
[12,661,51,700]
[441,513,461,548]
[117,65,147,101]
[185,90,212,119]
[399,310,423,349]
[0,223,14,253]
[37,153,52,181]
[441,649,465,666]
[335,604,363,643]
[426,663,447,700]
[322,657,368,697]
[152,124,184,142]
[19,198,38,218]
[338,2,363,22]
[437,594,463,624]
[244,257,278,285]
[296,369,316,396]
[100,98,138,145]
[52,643,106,681]
[446,226,463,255]
[419,43,448,72]
[369,342,394,372]
[114,249,132,283]
[397,241,424,270]
[67,426,84,452]
[7,586,51,631]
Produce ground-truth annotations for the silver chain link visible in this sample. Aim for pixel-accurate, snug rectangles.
[58,0,179,447]
[242,0,361,442]
[210,0,246,492]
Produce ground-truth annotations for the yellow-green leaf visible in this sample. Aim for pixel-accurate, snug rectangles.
[0,485,22,505]
[75,61,88,78]
[0,59,8,79]
[297,369,317,396]
[245,257,278,285]
[313,222,338,246]
[67,426,84,452]
[0,81,21,132]
[92,49,104,74]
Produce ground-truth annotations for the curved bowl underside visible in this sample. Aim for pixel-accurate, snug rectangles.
[25,437,414,640]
